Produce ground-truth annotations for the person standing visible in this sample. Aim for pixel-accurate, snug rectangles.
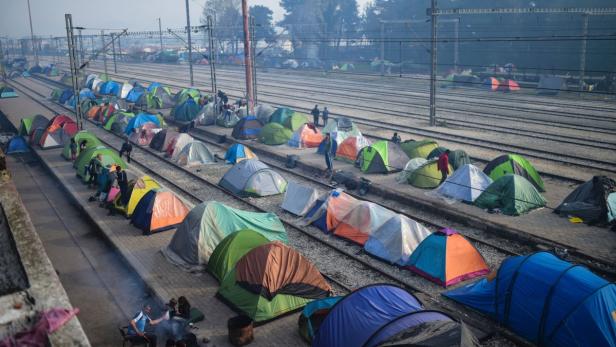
[69,138,78,161]
[311,104,320,126]
[437,149,450,184]
[87,154,102,188]
[116,165,129,206]
[322,107,329,126]
[119,138,133,163]
[322,133,334,175]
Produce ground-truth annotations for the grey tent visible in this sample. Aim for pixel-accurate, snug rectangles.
[434,164,493,203]
[149,129,179,152]
[255,104,276,124]
[197,103,217,125]
[555,176,616,225]
[176,141,216,167]
[281,181,320,216]
[30,115,50,134]
[537,76,565,95]
[216,111,240,128]
[337,117,353,131]
[219,159,287,197]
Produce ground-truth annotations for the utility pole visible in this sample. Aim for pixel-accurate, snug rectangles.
[78,29,84,64]
[90,36,94,56]
[207,15,217,97]
[158,18,164,52]
[117,34,122,62]
[26,0,38,66]
[241,0,255,114]
[399,40,402,77]
[380,21,385,76]
[0,39,6,79]
[184,0,194,86]
[429,0,438,126]
[100,30,108,76]
[579,14,588,92]
[65,14,82,130]
[111,33,117,73]
[250,16,257,105]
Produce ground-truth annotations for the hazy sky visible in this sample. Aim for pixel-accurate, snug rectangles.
[0,0,371,38]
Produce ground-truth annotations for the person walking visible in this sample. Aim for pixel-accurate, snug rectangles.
[311,104,320,127]
[322,133,334,175]
[116,165,129,207]
[69,138,78,161]
[322,107,329,127]
[437,149,450,185]
[119,138,133,163]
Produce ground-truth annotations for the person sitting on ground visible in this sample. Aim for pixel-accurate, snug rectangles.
[391,132,401,144]
[119,137,133,163]
[86,154,103,188]
[69,138,78,161]
[177,296,191,320]
[437,149,450,184]
[127,304,164,347]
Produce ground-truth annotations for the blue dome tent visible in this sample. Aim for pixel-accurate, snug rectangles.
[124,113,161,135]
[6,136,29,154]
[125,87,145,103]
[58,89,73,104]
[444,252,616,347]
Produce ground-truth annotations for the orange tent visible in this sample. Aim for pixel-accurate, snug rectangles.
[333,202,396,245]
[87,105,104,121]
[484,77,500,91]
[499,79,520,92]
[336,136,370,162]
[288,123,323,148]
[130,190,190,235]
[407,228,489,287]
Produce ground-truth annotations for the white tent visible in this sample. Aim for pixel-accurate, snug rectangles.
[281,182,320,216]
[176,141,216,167]
[435,164,493,202]
[397,158,427,183]
[120,82,134,99]
[168,133,194,160]
[364,214,432,266]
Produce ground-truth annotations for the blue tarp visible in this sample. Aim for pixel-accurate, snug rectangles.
[6,136,29,154]
[58,89,73,104]
[126,87,145,103]
[444,252,616,347]
[124,113,161,135]
[313,284,423,347]
[99,81,121,96]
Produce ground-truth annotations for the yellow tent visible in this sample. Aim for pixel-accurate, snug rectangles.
[113,175,161,216]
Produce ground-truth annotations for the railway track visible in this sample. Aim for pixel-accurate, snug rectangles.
[32,69,616,182]
[7,77,531,346]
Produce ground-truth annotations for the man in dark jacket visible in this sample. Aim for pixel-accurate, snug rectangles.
[311,105,320,126]
[116,165,129,206]
[322,107,329,126]
[119,138,133,163]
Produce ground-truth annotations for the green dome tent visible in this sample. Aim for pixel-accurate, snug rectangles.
[74,146,126,182]
[358,140,409,174]
[269,107,295,125]
[408,159,452,189]
[18,117,33,136]
[483,154,544,192]
[427,148,471,170]
[175,88,200,104]
[284,113,309,131]
[474,174,546,216]
[61,130,102,159]
[400,139,439,159]
[259,123,293,145]
[104,112,135,134]
[207,229,270,282]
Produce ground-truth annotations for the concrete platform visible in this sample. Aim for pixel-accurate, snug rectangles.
[0,95,306,346]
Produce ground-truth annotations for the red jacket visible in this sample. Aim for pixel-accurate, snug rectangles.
[437,153,450,174]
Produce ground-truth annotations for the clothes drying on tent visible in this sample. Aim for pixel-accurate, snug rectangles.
[426,146,448,160]
[284,112,309,131]
[175,141,215,167]
[259,123,293,145]
[149,129,179,152]
[61,130,101,159]
[407,228,489,287]
[334,201,396,245]
[207,229,271,282]
[444,251,616,347]
[435,164,493,203]
[5,136,29,154]
[335,135,369,161]
[124,113,162,135]
[400,139,438,159]
[39,115,78,149]
[555,175,616,225]
[232,115,263,140]
[224,143,257,164]
[112,175,160,217]
[219,159,287,197]
[298,296,342,343]
[255,104,275,124]
[288,123,323,149]
[313,284,424,347]
[172,98,200,122]
[162,201,287,270]
[537,76,565,95]
[303,190,359,233]
[165,133,193,160]
[397,158,428,183]
[358,140,408,174]
[364,214,432,266]
[130,190,190,235]
[74,146,126,182]
[475,174,546,216]
[128,122,160,146]
[407,159,453,189]
[217,241,331,323]
[281,182,320,217]
[104,112,134,134]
